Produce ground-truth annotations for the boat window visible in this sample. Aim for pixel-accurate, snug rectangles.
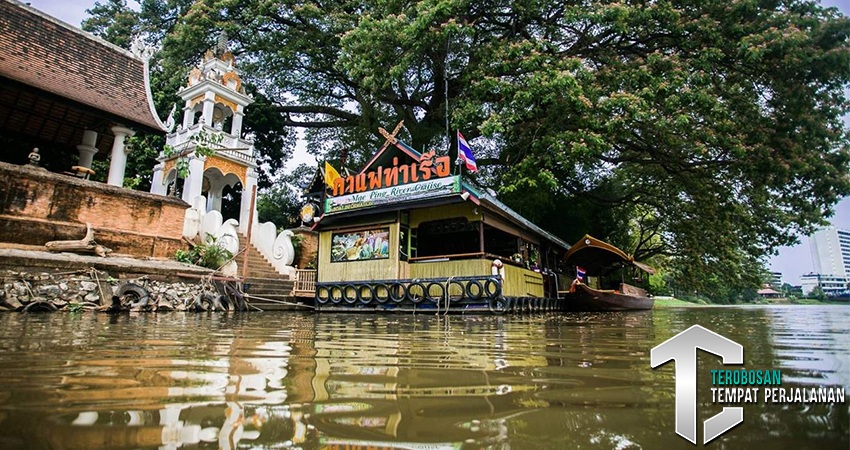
[483,224,518,259]
[414,218,481,258]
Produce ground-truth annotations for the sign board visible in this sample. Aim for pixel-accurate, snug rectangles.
[325,176,461,214]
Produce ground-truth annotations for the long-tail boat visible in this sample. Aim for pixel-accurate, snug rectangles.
[561,235,655,311]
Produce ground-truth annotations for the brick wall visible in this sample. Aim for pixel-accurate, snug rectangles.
[291,226,318,269]
[0,162,189,258]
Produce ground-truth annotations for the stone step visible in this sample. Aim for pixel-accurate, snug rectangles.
[245,284,294,292]
[234,233,290,281]
[245,277,294,285]
[245,280,294,290]
[244,277,294,288]
[245,272,288,280]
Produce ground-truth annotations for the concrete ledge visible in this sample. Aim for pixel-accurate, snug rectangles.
[0,248,212,280]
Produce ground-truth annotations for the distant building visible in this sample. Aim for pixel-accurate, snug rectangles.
[769,271,782,287]
[757,287,782,299]
[809,226,850,277]
[801,273,849,297]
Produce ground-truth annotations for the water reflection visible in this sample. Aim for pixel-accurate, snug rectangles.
[0,307,846,449]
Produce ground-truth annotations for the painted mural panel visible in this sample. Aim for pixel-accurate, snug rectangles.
[331,228,390,262]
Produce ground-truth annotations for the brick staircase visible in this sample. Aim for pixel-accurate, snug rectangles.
[238,233,302,310]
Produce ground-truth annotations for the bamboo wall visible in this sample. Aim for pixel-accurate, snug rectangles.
[407,258,545,297]
[502,264,545,297]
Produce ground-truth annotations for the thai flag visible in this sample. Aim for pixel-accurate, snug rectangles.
[576,266,586,281]
[457,132,478,173]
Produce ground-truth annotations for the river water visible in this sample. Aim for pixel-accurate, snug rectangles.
[0,306,846,450]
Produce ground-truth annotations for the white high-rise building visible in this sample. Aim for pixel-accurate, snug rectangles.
[809,226,850,277]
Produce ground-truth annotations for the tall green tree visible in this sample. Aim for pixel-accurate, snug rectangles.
[81,0,139,48]
[82,0,294,190]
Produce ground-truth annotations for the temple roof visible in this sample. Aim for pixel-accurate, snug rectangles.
[0,0,164,131]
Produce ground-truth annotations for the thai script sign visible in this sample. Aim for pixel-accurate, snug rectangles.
[325,176,461,214]
[330,150,452,197]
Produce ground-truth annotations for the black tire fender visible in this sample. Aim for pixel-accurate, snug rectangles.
[330,285,344,304]
[484,279,501,298]
[388,282,406,303]
[357,284,375,305]
[316,285,331,304]
[23,301,57,313]
[117,282,149,308]
[342,284,358,304]
[465,280,483,300]
[193,293,217,311]
[488,297,508,314]
[373,283,390,303]
[447,280,465,302]
[407,282,427,304]
[425,282,445,303]
[213,295,230,311]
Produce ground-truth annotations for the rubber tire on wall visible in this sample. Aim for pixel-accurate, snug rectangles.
[407,282,427,304]
[316,286,331,304]
[483,279,501,299]
[357,284,375,305]
[425,282,445,303]
[447,280,465,302]
[342,284,358,304]
[193,293,216,311]
[23,301,57,313]
[388,282,406,303]
[117,282,150,308]
[213,295,230,311]
[373,283,390,303]
[330,285,344,304]
[465,280,483,300]
[224,283,247,311]
[489,297,508,314]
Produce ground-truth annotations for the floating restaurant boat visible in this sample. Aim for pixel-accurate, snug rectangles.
[561,235,656,311]
[299,124,571,313]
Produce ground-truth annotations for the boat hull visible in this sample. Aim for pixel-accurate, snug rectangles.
[564,284,654,311]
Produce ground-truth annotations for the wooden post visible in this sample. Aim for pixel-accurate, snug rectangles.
[242,185,257,278]
[478,220,485,254]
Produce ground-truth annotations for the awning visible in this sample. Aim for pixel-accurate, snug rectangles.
[563,234,655,275]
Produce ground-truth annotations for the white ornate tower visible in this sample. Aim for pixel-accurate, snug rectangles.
[151,47,258,234]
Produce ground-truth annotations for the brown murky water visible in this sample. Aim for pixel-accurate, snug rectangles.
[0,306,847,450]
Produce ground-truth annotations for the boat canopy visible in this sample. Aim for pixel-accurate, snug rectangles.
[563,234,656,275]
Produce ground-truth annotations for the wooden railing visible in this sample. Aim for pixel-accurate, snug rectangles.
[292,269,317,297]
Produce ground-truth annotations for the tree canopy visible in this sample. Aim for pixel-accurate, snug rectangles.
[83,0,850,302]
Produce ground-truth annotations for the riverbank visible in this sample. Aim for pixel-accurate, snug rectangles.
[653,297,708,307]
[653,297,845,307]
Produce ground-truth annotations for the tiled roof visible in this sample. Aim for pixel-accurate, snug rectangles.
[0,0,163,131]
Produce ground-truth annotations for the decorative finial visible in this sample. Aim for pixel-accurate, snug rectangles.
[216,30,228,57]
[28,147,41,166]
[164,104,177,132]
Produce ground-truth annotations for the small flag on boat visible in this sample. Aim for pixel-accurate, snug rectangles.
[576,266,586,281]
[324,161,341,189]
[457,132,478,173]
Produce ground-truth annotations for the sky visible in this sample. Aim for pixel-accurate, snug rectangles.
[27,0,850,284]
